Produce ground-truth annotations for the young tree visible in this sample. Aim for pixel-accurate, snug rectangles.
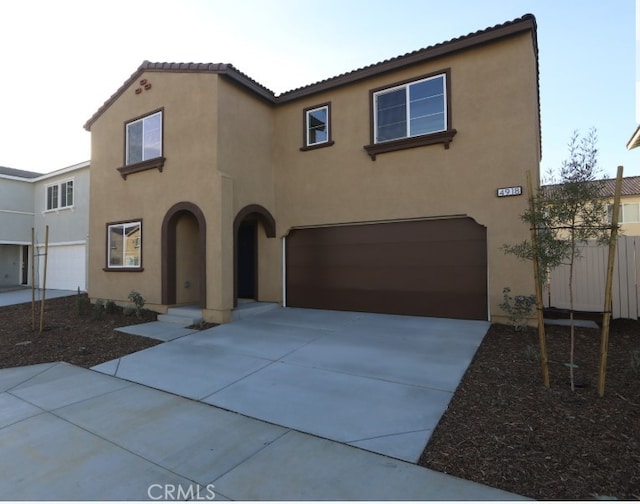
[504,129,614,390]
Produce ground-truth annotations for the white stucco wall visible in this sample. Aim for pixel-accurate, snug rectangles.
[0,162,89,289]
[0,177,35,244]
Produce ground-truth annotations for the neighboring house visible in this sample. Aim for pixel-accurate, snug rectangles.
[541,176,640,319]
[625,128,640,235]
[542,176,640,236]
[84,14,541,324]
[0,167,38,287]
[603,176,640,236]
[0,162,90,291]
[626,125,640,150]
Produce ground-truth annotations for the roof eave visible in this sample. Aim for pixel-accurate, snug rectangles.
[83,62,276,131]
[276,14,537,103]
[83,14,538,129]
[626,125,640,150]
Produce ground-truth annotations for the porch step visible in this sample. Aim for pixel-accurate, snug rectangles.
[158,306,203,326]
[232,300,280,321]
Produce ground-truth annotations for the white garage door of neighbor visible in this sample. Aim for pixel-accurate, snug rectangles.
[38,244,86,291]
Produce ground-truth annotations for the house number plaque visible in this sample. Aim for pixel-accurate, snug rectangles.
[497,186,523,197]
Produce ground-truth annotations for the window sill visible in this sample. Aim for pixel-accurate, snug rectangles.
[364,129,457,160]
[300,140,335,152]
[117,157,165,180]
[103,267,144,272]
[43,206,75,215]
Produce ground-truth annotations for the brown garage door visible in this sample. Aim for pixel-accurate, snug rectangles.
[286,217,487,320]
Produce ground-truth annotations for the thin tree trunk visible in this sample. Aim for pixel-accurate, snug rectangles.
[569,265,575,391]
[526,171,550,387]
[569,238,576,392]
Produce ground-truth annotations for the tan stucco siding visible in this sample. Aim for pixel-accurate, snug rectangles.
[88,72,222,308]
[274,32,540,320]
[217,79,276,213]
[217,78,281,305]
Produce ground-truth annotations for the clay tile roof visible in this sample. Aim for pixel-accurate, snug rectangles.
[0,166,41,179]
[542,176,640,198]
[84,14,537,130]
[599,175,640,197]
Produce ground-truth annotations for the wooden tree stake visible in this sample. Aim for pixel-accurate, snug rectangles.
[39,225,49,334]
[527,170,550,388]
[31,227,36,331]
[598,166,623,397]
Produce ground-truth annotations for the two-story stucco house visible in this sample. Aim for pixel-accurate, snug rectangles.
[84,14,541,324]
[0,162,90,291]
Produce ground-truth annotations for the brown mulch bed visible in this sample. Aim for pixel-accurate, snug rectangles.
[420,319,640,500]
[0,294,161,369]
[1,294,639,499]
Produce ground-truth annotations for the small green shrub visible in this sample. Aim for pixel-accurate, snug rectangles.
[127,290,146,318]
[499,287,536,331]
[123,306,136,317]
[105,300,119,315]
[91,299,105,321]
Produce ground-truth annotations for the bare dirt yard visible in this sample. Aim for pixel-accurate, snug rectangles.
[1,293,639,500]
[0,293,160,369]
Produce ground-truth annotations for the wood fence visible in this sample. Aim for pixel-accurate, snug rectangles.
[546,236,640,319]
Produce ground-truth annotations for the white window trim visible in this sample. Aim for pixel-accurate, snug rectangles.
[44,178,75,213]
[622,202,640,223]
[609,202,640,223]
[373,73,447,144]
[107,221,142,269]
[125,110,163,165]
[306,105,329,147]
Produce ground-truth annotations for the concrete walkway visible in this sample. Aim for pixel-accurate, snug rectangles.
[0,299,527,500]
[0,287,78,307]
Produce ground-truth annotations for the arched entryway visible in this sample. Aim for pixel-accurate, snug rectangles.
[161,202,206,307]
[233,204,276,307]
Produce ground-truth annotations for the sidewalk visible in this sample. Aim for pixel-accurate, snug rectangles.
[0,361,526,501]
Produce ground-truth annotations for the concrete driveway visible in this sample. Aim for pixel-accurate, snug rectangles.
[0,287,77,307]
[0,304,524,500]
[96,308,489,462]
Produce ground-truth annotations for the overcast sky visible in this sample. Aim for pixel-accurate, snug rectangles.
[0,0,637,178]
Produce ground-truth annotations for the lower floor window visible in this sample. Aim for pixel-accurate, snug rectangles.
[107,221,142,268]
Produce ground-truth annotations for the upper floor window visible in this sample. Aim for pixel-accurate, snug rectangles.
[609,202,640,223]
[301,103,334,151]
[107,220,142,269]
[46,180,73,210]
[126,111,162,165]
[374,73,447,143]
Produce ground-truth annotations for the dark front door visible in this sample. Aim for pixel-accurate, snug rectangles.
[21,246,29,285]
[237,221,257,299]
